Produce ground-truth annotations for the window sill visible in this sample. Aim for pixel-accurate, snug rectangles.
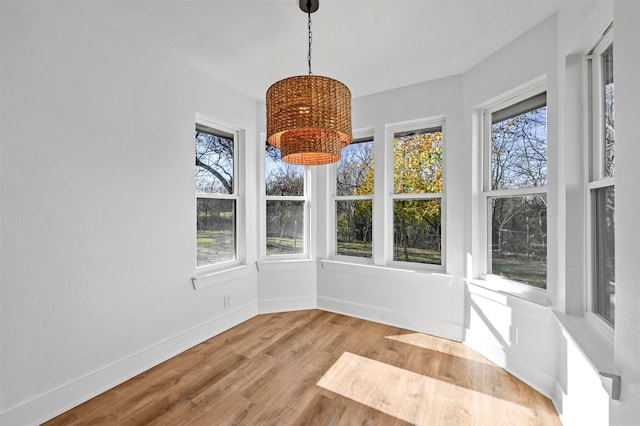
[552,311,619,400]
[191,264,248,290]
[256,258,316,272]
[321,259,451,279]
[465,278,548,307]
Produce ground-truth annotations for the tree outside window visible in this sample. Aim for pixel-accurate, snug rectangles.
[195,124,237,267]
[486,93,547,288]
[392,128,443,265]
[265,144,306,256]
[335,139,374,258]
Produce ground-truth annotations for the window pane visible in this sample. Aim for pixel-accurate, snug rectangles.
[394,129,442,195]
[195,130,234,194]
[393,199,441,264]
[603,45,615,177]
[491,103,547,190]
[266,200,304,255]
[336,200,373,258]
[593,186,615,325]
[337,139,374,196]
[489,195,547,288]
[197,198,235,266]
[265,144,304,196]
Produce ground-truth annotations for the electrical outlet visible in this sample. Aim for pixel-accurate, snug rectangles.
[223,295,231,308]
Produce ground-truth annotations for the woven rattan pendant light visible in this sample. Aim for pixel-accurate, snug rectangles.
[266,0,352,165]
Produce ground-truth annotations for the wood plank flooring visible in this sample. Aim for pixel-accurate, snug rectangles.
[44,310,561,425]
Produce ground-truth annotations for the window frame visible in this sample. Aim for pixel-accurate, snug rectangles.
[194,117,243,274]
[385,117,446,271]
[329,129,375,263]
[585,28,615,332]
[479,79,548,303]
[260,133,310,260]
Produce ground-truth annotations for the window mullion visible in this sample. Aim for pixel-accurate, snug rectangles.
[391,192,442,201]
[484,186,547,198]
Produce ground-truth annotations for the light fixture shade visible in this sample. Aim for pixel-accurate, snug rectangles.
[266,75,352,165]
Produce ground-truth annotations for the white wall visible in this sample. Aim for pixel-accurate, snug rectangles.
[462,2,640,425]
[2,1,639,425]
[0,2,260,424]
[612,0,640,423]
[462,13,561,397]
[315,75,466,341]
[256,260,318,313]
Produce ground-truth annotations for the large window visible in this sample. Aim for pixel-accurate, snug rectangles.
[588,32,615,327]
[483,90,547,289]
[334,137,374,258]
[195,122,239,268]
[391,125,444,266]
[264,143,307,256]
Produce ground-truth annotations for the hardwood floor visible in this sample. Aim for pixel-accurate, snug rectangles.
[45,310,561,425]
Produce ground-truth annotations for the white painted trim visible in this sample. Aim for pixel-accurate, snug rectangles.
[586,177,615,191]
[321,259,452,283]
[317,296,463,342]
[483,186,548,198]
[258,296,317,314]
[385,117,447,268]
[584,28,616,327]
[466,278,548,307]
[192,264,248,289]
[476,78,549,302]
[552,311,616,376]
[259,131,310,260]
[255,258,316,272]
[194,117,245,269]
[475,75,547,113]
[328,129,375,260]
[588,28,614,182]
[0,302,258,426]
[391,192,442,200]
[584,310,614,345]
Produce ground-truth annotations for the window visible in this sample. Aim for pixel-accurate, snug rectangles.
[588,32,615,327]
[333,137,374,258]
[390,124,444,266]
[483,90,547,289]
[195,122,239,268]
[264,143,307,256]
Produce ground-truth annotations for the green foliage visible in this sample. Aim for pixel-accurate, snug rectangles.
[392,131,443,263]
[394,132,443,194]
[337,131,444,263]
[393,131,442,226]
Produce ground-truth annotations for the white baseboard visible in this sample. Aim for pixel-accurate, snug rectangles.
[317,296,464,342]
[258,296,317,314]
[1,302,258,426]
[463,330,556,400]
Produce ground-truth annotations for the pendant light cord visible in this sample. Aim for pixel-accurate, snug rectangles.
[307,1,312,75]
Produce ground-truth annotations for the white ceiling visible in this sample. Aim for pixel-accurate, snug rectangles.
[91,0,568,101]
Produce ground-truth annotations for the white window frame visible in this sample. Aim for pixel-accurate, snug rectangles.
[329,128,375,263]
[195,116,243,274]
[385,117,446,271]
[479,78,547,303]
[585,27,615,333]
[260,133,310,260]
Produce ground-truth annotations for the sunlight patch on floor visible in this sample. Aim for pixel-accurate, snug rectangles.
[317,351,531,425]
[317,351,433,424]
[385,333,492,364]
